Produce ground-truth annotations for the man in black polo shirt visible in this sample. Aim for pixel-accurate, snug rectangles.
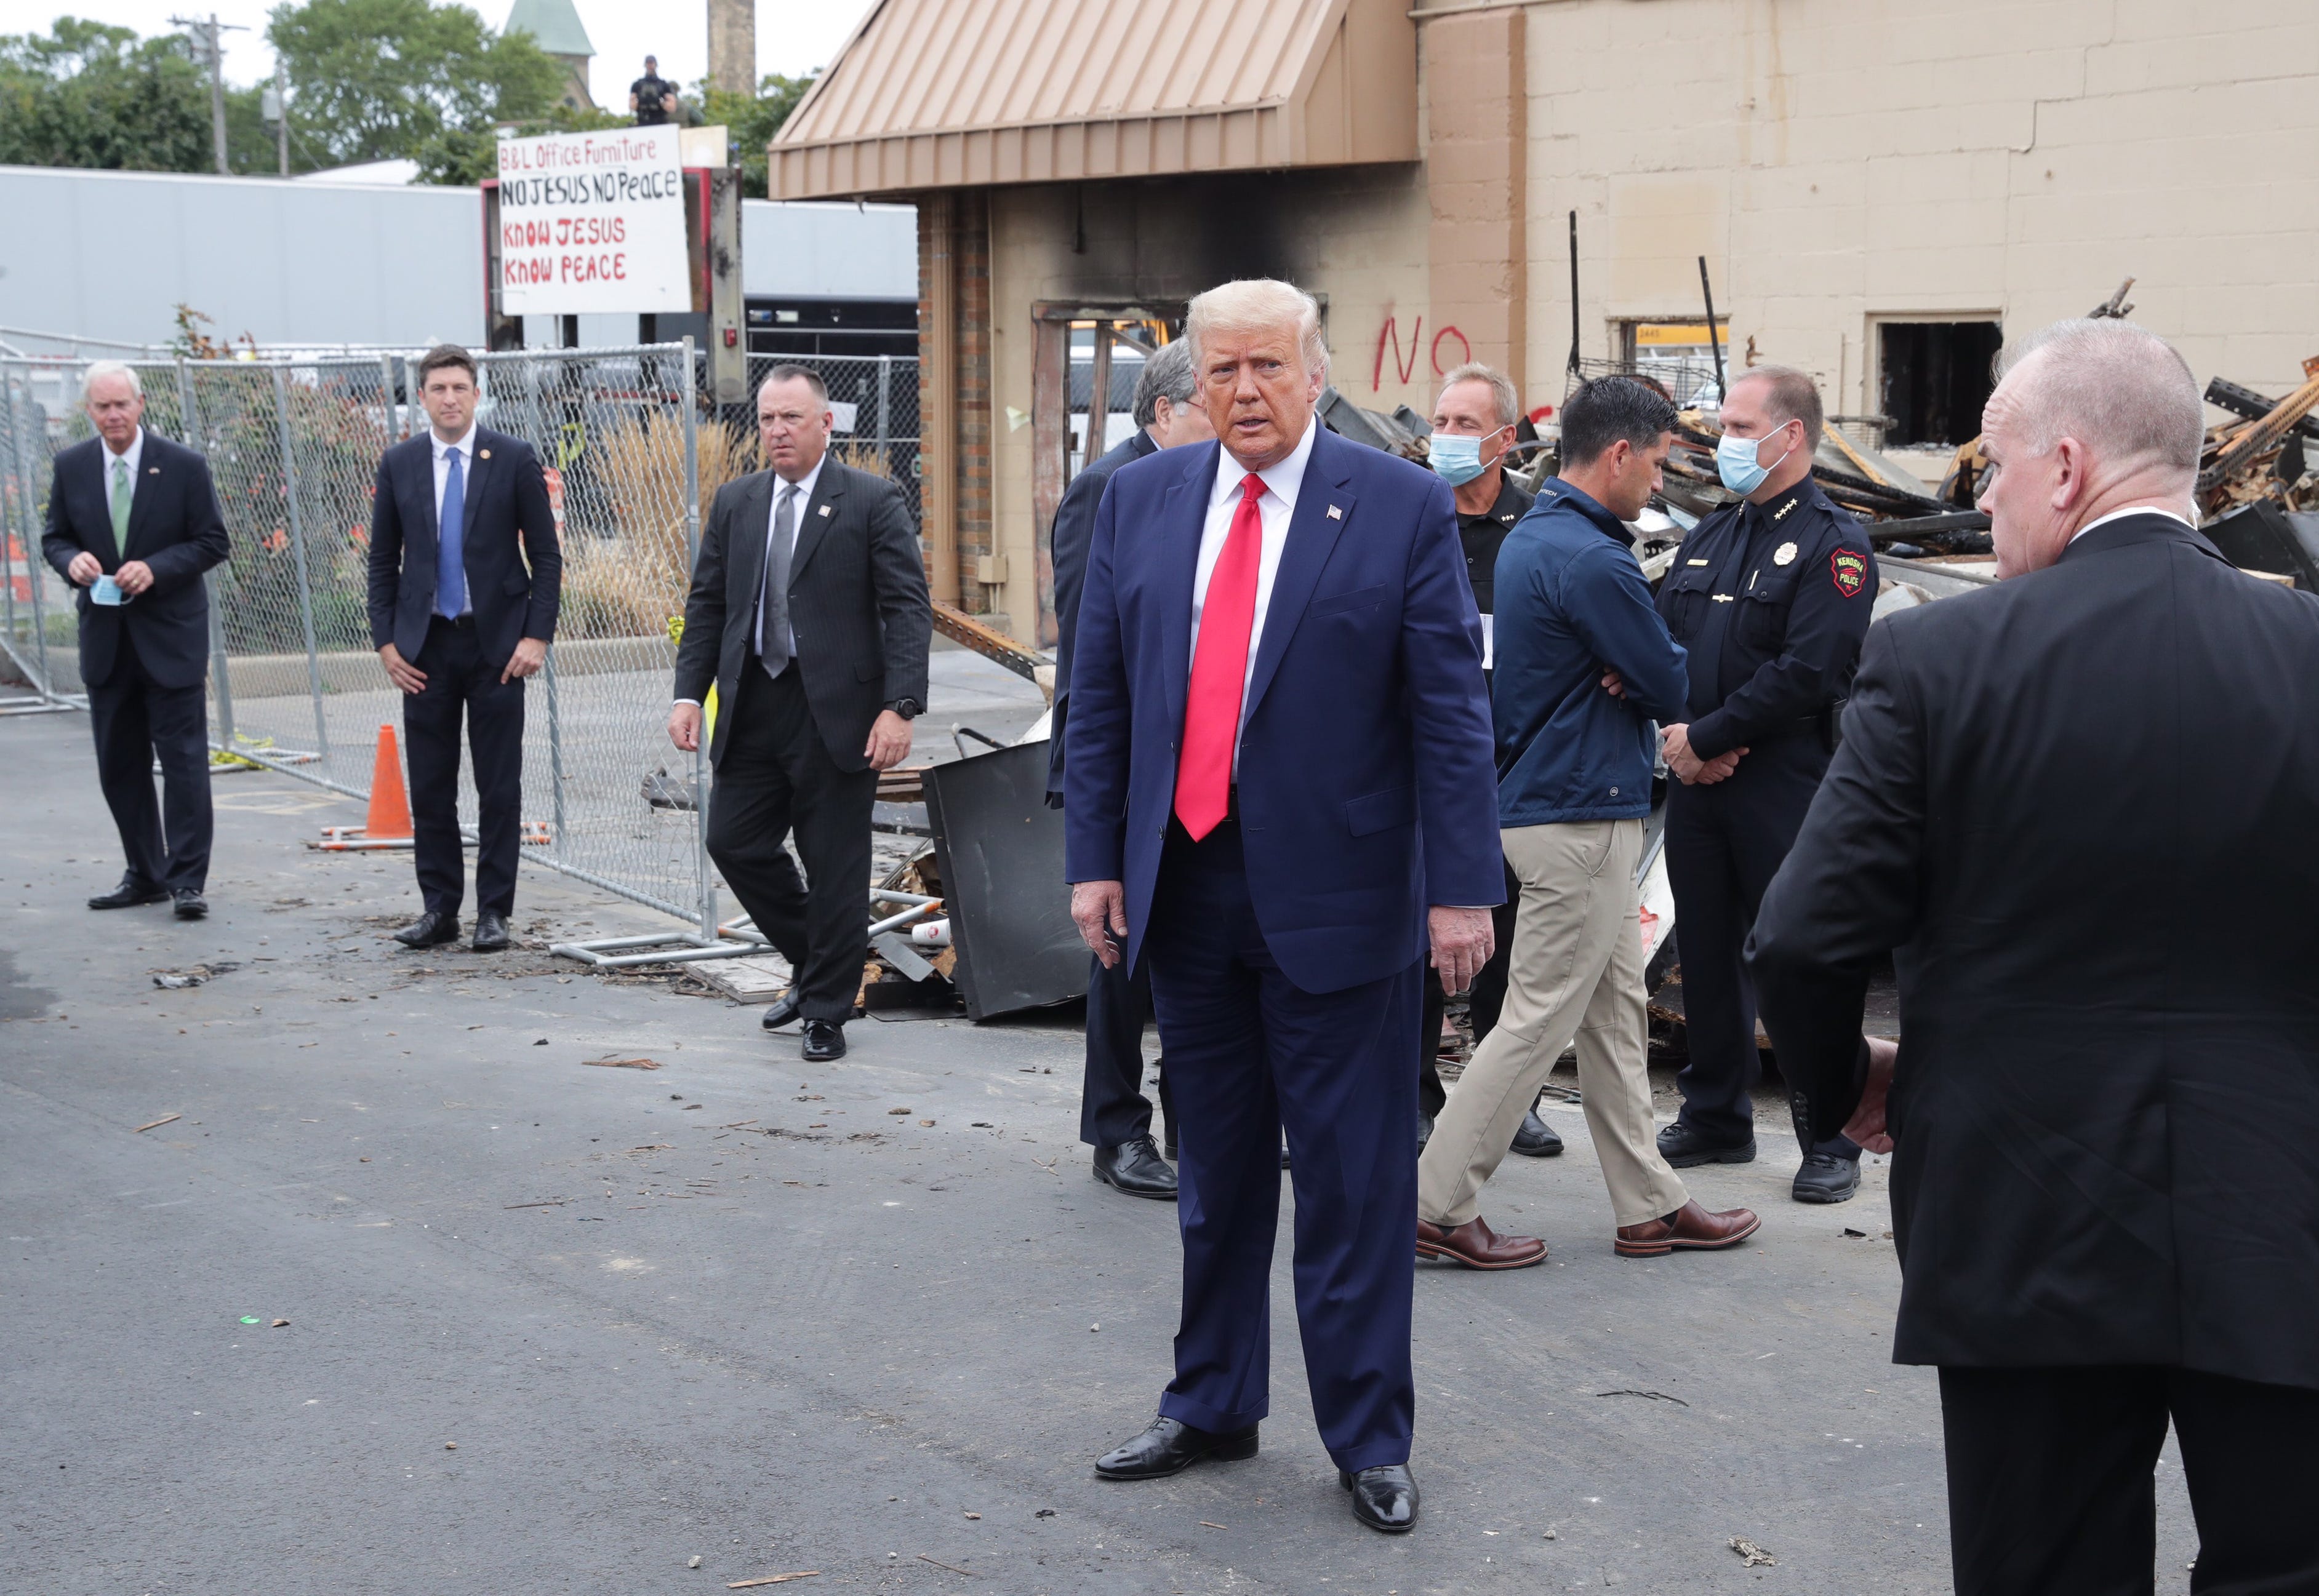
[630,57,678,126]
[1419,363,1561,1160]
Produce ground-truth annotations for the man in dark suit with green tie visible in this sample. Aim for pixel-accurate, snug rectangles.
[42,361,230,918]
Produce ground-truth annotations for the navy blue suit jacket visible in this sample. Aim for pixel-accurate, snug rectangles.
[1062,423,1504,994]
[366,426,561,668]
[1047,426,1159,800]
[42,433,229,691]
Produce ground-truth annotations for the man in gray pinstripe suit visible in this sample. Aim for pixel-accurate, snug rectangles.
[670,365,932,1061]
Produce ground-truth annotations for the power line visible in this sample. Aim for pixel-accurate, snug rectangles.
[167,12,249,177]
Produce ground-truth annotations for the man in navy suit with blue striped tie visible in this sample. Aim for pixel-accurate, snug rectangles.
[365,345,560,954]
[1065,279,1502,1534]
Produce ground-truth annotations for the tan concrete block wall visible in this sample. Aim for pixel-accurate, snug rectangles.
[1424,8,1528,397]
[1524,0,2319,415]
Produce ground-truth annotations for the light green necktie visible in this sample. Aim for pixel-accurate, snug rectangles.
[110,456,131,545]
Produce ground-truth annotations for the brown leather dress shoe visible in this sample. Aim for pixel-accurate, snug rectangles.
[1416,1215,1548,1270]
[1616,1200,1761,1258]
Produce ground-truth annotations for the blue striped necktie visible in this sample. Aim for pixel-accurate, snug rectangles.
[437,445,466,618]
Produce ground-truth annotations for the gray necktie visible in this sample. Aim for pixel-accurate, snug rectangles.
[759,482,796,677]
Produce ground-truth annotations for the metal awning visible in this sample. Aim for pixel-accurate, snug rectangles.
[767,0,1417,199]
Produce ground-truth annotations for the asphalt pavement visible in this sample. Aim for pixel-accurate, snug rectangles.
[1,702,2204,1594]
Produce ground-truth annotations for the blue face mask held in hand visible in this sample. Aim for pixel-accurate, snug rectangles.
[1716,429,1795,497]
[90,575,124,606]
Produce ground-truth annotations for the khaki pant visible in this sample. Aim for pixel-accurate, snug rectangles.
[1417,818,1688,1231]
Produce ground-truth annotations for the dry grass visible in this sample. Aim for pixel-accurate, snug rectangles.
[559,416,891,641]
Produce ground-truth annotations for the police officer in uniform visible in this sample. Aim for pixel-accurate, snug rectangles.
[1421,364,1562,1160]
[1652,365,1875,1203]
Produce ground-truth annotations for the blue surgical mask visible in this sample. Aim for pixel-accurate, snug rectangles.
[1716,430,1794,497]
[1429,433,1486,487]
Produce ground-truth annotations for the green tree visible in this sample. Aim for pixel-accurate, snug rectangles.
[0,17,214,172]
[266,0,560,169]
[694,71,819,196]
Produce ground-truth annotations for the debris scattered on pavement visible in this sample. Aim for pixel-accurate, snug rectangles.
[533,1037,548,1045]
[1544,1528,1557,1539]
[134,1113,182,1133]
[688,1555,703,1568]
[239,1316,260,1325]
[1595,1389,1689,1406]
[963,1511,980,1520]
[585,1056,662,1071]
[1035,1509,1055,1518]
[271,1319,289,1328]
[444,1442,457,1451]
[886,1107,910,1115]
[915,1555,973,1576]
[1199,1521,1227,1530]
[917,1119,934,1127]
[1843,1227,1867,1238]
[1730,1537,1777,1567]
[504,1199,572,1209]
[726,1575,819,1589]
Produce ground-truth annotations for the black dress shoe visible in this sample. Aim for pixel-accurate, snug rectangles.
[1341,1463,1420,1533]
[170,888,208,920]
[1092,1136,1178,1200]
[471,910,510,952]
[760,989,803,1031]
[393,911,460,949]
[1510,1107,1563,1157]
[1656,1121,1756,1168]
[801,1018,846,1061]
[1792,1151,1861,1204]
[89,879,168,911]
[1094,1416,1258,1481]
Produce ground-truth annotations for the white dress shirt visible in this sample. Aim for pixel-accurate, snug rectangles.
[100,426,145,523]
[431,423,477,617]
[431,421,476,520]
[1189,417,1318,687]
[755,454,825,666]
[2067,502,2197,546]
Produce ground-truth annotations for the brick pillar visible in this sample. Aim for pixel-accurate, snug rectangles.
[956,194,995,616]
[918,194,958,605]
[1425,7,1528,402]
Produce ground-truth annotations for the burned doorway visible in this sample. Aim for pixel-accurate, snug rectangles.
[1877,319,2003,447]
[1028,301,1185,647]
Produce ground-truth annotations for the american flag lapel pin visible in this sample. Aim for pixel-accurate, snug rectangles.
[479,449,492,459]
[148,466,160,474]
[1326,503,1343,521]
[819,504,832,517]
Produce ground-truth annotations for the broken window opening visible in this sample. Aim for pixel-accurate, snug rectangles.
[1878,321,2003,447]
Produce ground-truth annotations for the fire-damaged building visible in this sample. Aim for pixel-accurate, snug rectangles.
[766,0,2319,644]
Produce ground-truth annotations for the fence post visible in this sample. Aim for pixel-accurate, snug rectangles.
[181,358,236,749]
[7,371,58,701]
[378,353,400,445]
[876,353,892,478]
[679,336,716,942]
[0,367,20,658]
[270,364,330,761]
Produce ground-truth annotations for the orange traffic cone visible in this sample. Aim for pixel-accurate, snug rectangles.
[311,725,414,850]
[364,725,412,841]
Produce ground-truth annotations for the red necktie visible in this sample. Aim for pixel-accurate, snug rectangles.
[1176,474,1267,840]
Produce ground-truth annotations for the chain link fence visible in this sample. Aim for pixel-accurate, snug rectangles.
[0,343,923,946]
[745,352,923,523]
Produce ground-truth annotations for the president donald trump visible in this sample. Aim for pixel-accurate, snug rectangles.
[1065,279,1501,1533]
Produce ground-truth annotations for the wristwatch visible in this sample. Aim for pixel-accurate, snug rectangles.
[888,698,922,720]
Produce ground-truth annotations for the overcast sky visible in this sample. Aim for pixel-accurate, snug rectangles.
[0,0,875,101]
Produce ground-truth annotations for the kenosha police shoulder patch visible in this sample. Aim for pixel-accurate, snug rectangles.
[1830,549,1868,597]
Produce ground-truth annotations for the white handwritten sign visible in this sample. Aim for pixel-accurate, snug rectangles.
[495,126,688,314]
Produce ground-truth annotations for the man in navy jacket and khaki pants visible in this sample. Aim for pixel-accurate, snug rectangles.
[1416,377,1761,1268]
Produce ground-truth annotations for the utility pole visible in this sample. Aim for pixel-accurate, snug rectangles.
[169,13,247,175]
[263,59,290,175]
